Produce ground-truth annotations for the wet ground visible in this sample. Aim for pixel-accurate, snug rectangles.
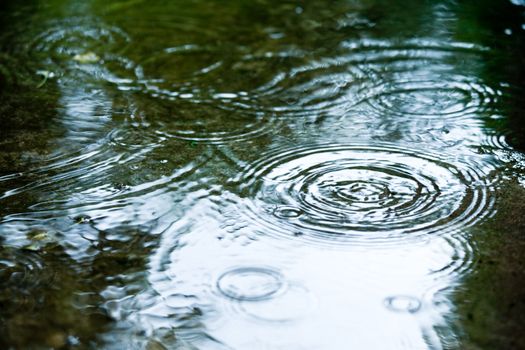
[1,0,525,349]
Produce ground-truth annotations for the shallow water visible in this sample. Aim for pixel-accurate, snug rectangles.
[1,0,525,349]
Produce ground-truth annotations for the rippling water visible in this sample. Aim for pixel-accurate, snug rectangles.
[231,143,497,246]
[1,0,524,348]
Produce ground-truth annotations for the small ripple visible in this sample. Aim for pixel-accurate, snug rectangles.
[233,143,496,247]
[127,91,280,144]
[246,39,499,122]
[27,18,130,66]
[429,233,477,281]
[0,246,46,287]
[239,283,316,323]
[361,78,498,119]
[245,39,497,122]
[0,246,53,311]
[129,45,298,143]
[12,18,136,88]
[337,39,499,120]
[273,206,303,219]
[213,265,316,324]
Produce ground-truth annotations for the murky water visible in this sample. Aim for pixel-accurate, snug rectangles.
[1,0,525,349]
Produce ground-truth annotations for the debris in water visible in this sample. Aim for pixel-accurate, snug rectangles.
[36,70,55,88]
[73,52,100,64]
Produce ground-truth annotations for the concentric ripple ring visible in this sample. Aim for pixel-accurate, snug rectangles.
[235,144,495,246]
[361,79,498,119]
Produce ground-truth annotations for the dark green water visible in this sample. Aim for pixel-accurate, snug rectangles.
[1,0,525,349]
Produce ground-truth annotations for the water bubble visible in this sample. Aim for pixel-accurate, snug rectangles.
[384,295,421,313]
[217,267,284,301]
[273,206,303,219]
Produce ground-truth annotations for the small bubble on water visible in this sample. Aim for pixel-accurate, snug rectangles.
[217,267,283,301]
[273,206,303,219]
[384,295,421,313]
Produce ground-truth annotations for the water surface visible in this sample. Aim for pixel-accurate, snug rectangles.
[1,0,525,349]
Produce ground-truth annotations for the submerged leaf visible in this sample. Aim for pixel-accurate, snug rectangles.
[21,243,41,252]
[31,232,49,241]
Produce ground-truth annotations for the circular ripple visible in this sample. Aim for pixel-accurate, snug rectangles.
[430,233,476,280]
[16,18,135,86]
[0,247,46,287]
[0,247,53,311]
[249,39,499,121]
[131,45,372,142]
[128,90,279,144]
[129,46,299,143]
[135,45,221,94]
[28,19,130,65]
[217,267,284,301]
[362,79,498,119]
[336,40,500,120]
[252,57,373,116]
[235,144,495,246]
[127,39,500,143]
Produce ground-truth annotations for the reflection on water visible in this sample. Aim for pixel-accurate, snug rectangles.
[0,0,524,348]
